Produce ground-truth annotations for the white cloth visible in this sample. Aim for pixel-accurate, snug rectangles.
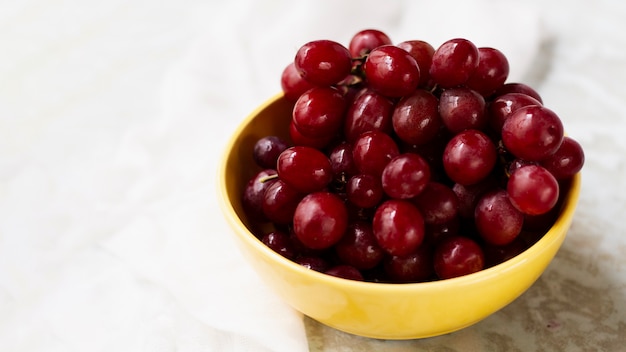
[0,1,544,351]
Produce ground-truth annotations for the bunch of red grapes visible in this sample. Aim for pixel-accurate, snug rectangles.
[242,29,584,282]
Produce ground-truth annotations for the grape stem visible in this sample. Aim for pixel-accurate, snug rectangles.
[259,174,279,183]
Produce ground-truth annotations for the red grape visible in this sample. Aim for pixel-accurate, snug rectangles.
[502,105,564,161]
[434,236,485,279]
[363,45,420,98]
[439,87,487,133]
[294,40,352,86]
[242,169,279,223]
[392,89,442,145]
[349,29,393,57]
[335,221,385,270]
[488,92,542,133]
[372,199,425,257]
[429,38,479,88]
[253,136,289,169]
[280,62,316,101]
[352,130,400,177]
[381,153,431,199]
[396,40,435,88]
[412,182,459,225]
[344,88,394,143]
[293,192,348,249]
[346,174,384,209]
[443,129,497,185]
[540,136,585,180]
[474,189,524,245]
[507,164,559,215]
[466,47,510,96]
[292,86,346,138]
[277,146,333,193]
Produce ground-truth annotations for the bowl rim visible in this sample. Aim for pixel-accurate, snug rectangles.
[218,93,582,293]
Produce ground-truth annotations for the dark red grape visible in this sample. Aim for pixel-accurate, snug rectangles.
[412,182,459,225]
[381,153,431,199]
[262,179,304,225]
[502,105,564,161]
[328,141,358,179]
[346,174,384,209]
[383,245,434,283]
[392,89,442,145]
[492,82,543,104]
[396,40,435,88]
[363,45,420,98]
[325,265,364,281]
[242,169,279,223]
[372,199,425,257]
[443,129,497,185]
[294,40,352,86]
[344,88,394,143]
[280,62,316,101]
[349,29,393,57]
[488,92,542,133]
[253,136,289,169]
[277,146,333,193]
[429,38,479,88]
[439,87,487,133]
[434,236,485,279]
[292,86,346,138]
[474,189,524,246]
[507,164,559,215]
[540,136,585,180]
[335,221,385,270]
[296,256,330,272]
[352,130,400,177]
[289,120,334,149]
[261,231,297,260]
[293,192,348,250]
[466,47,510,96]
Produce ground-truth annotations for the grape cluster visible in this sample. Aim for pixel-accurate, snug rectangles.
[242,29,585,283]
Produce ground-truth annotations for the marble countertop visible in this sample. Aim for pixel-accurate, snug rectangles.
[1,0,624,351]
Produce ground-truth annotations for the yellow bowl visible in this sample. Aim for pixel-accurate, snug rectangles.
[217,93,581,340]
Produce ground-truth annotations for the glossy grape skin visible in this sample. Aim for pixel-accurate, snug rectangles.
[296,255,329,272]
[396,40,435,88]
[335,221,385,270]
[349,29,393,57]
[352,130,400,177]
[344,88,394,143]
[261,231,297,260]
[292,86,346,138]
[443,129,497,185]
[363,45,421,98]
[412,182,460,225]
[346,174,384,209]
[277,146,333,193]
[492,82,543,104]
[439,87,487,133]
[293,192,348,250]
[325,265,364,281]
[372,199,425,257]
[466,47,510,96]
[328,141,357,179]
[242,169,278,223]
[429,38,479,88]
[507,164,560,215]
[433,236,485,279]
[381,153,431,199]
[452,177,497,219]
[392,89,442,145]
[502,105,564,161]
[253,136,289,169]
[383,245,434,283]
[294,40,352,86]
[280,62,316,101]
[488,92,542,133]
[540,136,585,180]
[474,189,524,246]
[262,179,304,225]
[289,120,334,149]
